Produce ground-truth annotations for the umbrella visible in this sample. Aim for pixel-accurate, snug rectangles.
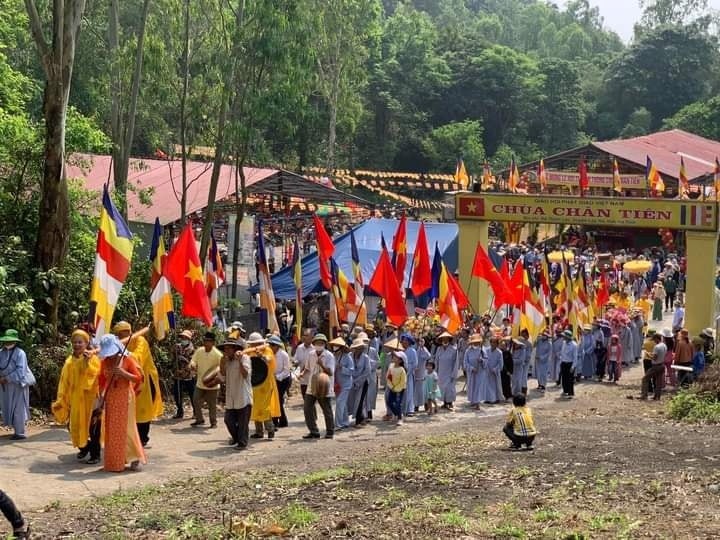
[547,250,575,263]
[623,260,652,274]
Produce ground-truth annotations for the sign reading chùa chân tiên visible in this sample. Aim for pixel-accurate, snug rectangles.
[455,193,718,232]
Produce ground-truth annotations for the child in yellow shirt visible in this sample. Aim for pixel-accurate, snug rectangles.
[503,394,537,450]
[386,351,407,426]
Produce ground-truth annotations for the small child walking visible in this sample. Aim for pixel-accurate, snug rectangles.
[423,361,441,414]
[607,334,623,383]
[503,394,537,451]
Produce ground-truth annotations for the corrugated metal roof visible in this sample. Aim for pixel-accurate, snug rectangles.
[592,129,720,182]
[66,154,371,225]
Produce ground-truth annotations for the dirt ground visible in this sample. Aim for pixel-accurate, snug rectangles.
[6,357,720,539]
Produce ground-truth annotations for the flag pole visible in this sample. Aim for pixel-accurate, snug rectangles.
[348,295,368,335]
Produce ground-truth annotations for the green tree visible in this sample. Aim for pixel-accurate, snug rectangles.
[664,96,720,140]
[620,107,653,138]
[422,120,484,174]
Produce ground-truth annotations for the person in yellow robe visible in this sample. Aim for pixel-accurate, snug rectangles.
[51,329,102,464]
[634,293,653,324]
[246,333,280,439]
[114,321,163,447]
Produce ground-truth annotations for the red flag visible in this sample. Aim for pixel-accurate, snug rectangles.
[410,222,431,297]
[507,260,525,306]
[471,242,509,302]
[595,272,610,308]
[391,214,408,286]
[312,214,335,290]
[164,224,213,326]
[578,157,589,196]
[447,270,470,310]
[368,247,407,327]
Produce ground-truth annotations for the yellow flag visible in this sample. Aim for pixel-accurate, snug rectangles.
[454,159,469,189]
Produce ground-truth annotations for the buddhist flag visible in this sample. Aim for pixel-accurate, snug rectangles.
[149,219,175,340]
[89,185,134,338]
[454,158,469,189]
[482,161,492,190]
[678,157,689,198]
[312,214,334,290]
[521,270,545,340]
[410,222,431,297]
[437,256,462,332]
[350,230,367,326]
[368,245,407,327]
[578,156,589,195]
[391,214,408,287]
[714,157,720,201]
[205,230,225,309]
[292,239,302,340]
[646,156,665,195]
[612,158,622,193]
[508,156,519,192]
[254,222,279,332]
[165,224,212,326]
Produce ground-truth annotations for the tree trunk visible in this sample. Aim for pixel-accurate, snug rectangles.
[111,0,152,218]
[326,91,338,174]
[36,77,71,333]
[179,0,190,225]
[230,161,247,299]
[109,0,123,201]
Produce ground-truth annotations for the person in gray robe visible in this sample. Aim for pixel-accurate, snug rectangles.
[0,330,31,440]
[580,325,595,379]
[347,339,370,426]
[414,338,431,412]
[619,324,634,367]
[519,330,533,385]
[365,342,379,420]
[434,332,458,409]
[550,330,564,384]
[400,334,418,416]
[482,337,505,403]
[630,312,644,362]
[463,334,484,407]
[510,339,527,396]
[534,331,552,391]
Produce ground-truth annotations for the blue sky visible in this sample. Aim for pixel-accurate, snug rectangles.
[573,0,719,42]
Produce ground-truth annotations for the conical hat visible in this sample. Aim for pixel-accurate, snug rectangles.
[436,331,453,342]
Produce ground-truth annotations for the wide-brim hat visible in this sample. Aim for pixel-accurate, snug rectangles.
[382,337,404,351]
[98,334,124,358]
[701,328,715,338]
[179,330,193,340]
[329,337,348,348]
[582,324,592,331]
[349,338,366,349]
[436,331,453,342]
[221,339,245,350]
[468,333,483,345]
[0,329,21,343]
[246,332,266,346]
[399,333,416,345]
[267,335,284,347]
[392,350,407,362]
[562,330,573,339]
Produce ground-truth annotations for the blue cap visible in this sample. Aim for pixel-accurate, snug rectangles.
[399,333,416,345]
[98,334,123,358]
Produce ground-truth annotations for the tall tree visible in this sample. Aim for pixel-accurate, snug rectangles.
[109,0,152,217]
[24,0,87,333]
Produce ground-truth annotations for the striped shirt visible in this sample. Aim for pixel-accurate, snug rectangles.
[506,406,537,437]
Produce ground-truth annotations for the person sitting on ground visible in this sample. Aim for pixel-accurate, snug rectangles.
[0,489,29,539]
[503,394,537,451]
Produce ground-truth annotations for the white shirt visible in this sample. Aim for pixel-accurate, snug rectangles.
[307,349,336,398]
[223,354,252,409]
[672,308,684,329]
[294,343,315,385]
[274,348,291,381]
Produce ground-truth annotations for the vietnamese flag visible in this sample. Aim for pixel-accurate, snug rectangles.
[471,242,509,303]
[595,272,610,309]
[391,214,408,286]
[368,246,407,327]
[578,156,589,196]
[410,222,431,297]
[164,224,212,326]
[507,260,525,307]
[312,214,335,290]
[447,270,470,310]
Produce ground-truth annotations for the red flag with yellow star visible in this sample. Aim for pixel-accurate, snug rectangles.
[391,214,408,286]
[165,224,213,325]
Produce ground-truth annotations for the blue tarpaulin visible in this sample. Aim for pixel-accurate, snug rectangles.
[252,218,459,301]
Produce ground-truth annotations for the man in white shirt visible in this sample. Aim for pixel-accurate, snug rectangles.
[269,335,291,428]
[293,329,315,397]
[559,330,577,399]
[219,339,252,450]
[640,334,666,401]
[301,333,335,439]
[671,301,685,334]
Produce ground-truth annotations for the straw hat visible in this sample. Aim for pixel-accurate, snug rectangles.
[267,335,284,347]
[382,337,404,351]
[468,333,483,345]
[660,328,673,338]
[349,337,366,349]
[436,331,453,342]
[701,328,715,338]
[220,338,245,350]
[179,330,193,340]
[246,332,266,346]
[328,337,348,349]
